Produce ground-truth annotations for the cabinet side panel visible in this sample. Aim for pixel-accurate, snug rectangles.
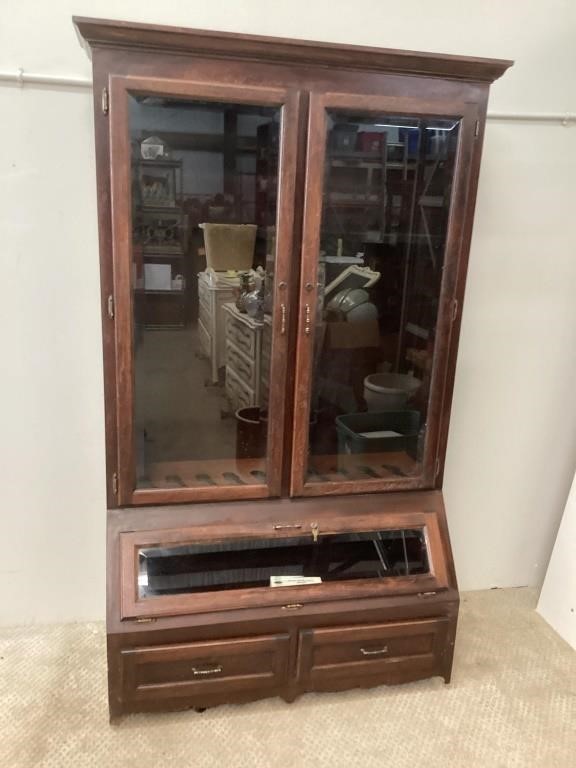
[435,87,490,486]
[93,49,119,509]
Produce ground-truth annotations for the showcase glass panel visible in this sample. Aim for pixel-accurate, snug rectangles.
[138,528,429,597]
[306,112,460,484]
[128,95,280,490]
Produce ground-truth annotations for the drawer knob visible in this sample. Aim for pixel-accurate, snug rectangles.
[191,664,223,676]
[360,646,388,656]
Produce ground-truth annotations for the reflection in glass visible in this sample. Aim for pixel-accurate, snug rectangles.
[307,113,460,484]
[128,95,280,490]
[138,529,429,597]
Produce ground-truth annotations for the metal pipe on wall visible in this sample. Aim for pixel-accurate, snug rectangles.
[0,69,91,88]
[0,68,575,125]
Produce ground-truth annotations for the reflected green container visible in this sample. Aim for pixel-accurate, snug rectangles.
[335,410,420,455]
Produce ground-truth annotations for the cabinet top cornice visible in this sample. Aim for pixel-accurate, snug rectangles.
[74,17,512,84]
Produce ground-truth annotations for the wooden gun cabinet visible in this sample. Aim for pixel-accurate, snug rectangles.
[74,17,511,719]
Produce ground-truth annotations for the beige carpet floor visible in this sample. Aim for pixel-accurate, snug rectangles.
[1,588,575,768]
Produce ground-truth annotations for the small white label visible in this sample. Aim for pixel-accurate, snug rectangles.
[358,429,403,439]
[270,575,322,588]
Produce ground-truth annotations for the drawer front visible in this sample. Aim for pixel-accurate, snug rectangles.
[226,313,257,358]
[225,365,255,409]
[198,284,212,318]
[198,298,212,333]
[226,341,256,389]
[261,320,272,367]
[298,617,448,691]
[121,633,290,703]
[198,319,211,358]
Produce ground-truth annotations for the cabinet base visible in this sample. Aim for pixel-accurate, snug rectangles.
[108,599,458,718]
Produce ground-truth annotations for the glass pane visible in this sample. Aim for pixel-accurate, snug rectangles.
[307,112,460,484]
[128,95,280,490]
[138,528,429,597]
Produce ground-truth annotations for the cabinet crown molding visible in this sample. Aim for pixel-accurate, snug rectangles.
[73,16,513,83]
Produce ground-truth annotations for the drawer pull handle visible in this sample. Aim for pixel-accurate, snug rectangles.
[360,646,388,656]
[192,665,223,676]
[282,603,304,610]
[273,523,302,531]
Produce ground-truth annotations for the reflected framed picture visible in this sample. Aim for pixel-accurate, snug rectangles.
[138,162,179,208]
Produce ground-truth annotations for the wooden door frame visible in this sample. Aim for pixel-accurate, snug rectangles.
[290,90,482,497]
[107,73,302,506]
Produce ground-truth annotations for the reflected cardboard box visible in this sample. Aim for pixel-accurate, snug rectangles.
[326,319,380,349]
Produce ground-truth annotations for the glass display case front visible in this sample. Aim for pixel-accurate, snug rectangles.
[294,102,462,494]
[120,509,448,618]
[128,95,281,494]
[137,529,430,597]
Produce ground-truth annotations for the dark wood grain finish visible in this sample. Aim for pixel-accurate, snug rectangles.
[108,605,456,717]
[119,508,448,620]
[433,88,490,486]
[297,617,449,691]
[91,50,118,509]
[121,633,290,704]
[107,75,301,505]
[74,17,512,83]
[291,91,481,498]
[75,18,511,718]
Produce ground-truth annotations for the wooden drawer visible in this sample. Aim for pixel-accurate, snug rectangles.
[198,298,212,332]
[297,617,448,691]
[198,284,212,318]
[198,319,211,358]
[226,312,257,357]
[262,320,272,357]
[226,341,256,388]
[225,365,255,409]
[121,633,290,703]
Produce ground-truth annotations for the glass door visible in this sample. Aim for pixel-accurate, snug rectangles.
[292,91,479,496]
[109,77,300,505]
[119,508,448,618]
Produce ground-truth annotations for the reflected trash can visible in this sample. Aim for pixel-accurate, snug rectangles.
[235,407,267,459]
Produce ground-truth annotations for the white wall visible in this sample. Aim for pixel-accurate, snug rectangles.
[538,472,576,650]
[1,0,575,623]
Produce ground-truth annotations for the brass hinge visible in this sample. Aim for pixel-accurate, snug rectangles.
[112,472,118,495]
[107,294,114,319]
[451,298,459,323]
[474,119,480,138]
[101,87,109,115]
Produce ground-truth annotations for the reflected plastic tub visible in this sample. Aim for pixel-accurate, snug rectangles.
[363,373,421,412]
[335,410,420,455]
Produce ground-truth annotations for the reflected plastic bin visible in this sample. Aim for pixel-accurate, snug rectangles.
[335,410,420,455]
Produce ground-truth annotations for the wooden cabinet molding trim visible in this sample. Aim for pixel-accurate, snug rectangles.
[74,17,512,83]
